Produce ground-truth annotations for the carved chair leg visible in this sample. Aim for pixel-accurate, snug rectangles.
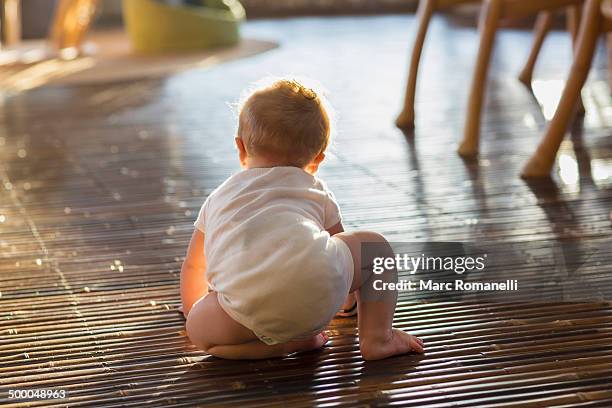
[1,0,21,47]
[522,0,601,178]
[567,3,587,115]
[518,11,553,87]
[459,0,503,158]
[50,0,98,56]
[396,0,437,130]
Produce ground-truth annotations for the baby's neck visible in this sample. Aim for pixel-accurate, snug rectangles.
[243,155,316,175]
[245,157,300,170]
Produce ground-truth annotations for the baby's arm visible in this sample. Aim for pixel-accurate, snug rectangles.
[180,229,208,318]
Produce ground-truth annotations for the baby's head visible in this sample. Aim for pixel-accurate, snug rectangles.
[236,78,333,173]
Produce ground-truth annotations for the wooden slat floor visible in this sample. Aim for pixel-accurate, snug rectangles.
[1,15,612,407]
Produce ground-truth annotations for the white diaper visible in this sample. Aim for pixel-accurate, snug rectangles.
[216,221,354,345]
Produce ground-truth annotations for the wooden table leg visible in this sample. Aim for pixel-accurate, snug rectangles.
[519,11,553,87]
[458,0,503,158]
[521,0,602,178]
[396,0,437,130]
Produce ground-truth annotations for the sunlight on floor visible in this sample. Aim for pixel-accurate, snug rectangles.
[591,159,612,187]
[532,79,564,120]
[532,79,611,125]
[0,58,96,93]
[557,149,580,192]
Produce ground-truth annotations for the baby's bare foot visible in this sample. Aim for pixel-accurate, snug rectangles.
[360,329,424,361]
[284,332,329,355]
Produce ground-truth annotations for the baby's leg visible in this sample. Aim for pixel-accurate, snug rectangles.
[336,231,424,360]
[186,292,328,360]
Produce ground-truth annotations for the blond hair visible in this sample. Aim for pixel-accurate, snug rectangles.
[237,78,332,168]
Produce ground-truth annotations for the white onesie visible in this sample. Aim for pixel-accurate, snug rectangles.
[194,166,354,345]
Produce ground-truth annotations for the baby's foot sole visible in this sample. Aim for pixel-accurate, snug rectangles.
[360,329,424,361]
[284,332,329,354]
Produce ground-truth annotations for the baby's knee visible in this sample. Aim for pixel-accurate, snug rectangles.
[352,231,394,258]
[352,230,388,243]
[336,230,388,249]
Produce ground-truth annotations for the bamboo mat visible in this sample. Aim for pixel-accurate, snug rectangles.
[1,14,612,408]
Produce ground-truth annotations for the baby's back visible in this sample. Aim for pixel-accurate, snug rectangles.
[193,166,349,344]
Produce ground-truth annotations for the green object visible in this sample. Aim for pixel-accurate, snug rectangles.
[122,0,246,54]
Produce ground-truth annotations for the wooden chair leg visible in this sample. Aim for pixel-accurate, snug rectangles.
[608,32,612,91]
[50,0,98,55]
[567,3,586,115]
[521,0,602,178]
[566,4,583,44]
[1,0,21,46]
[458,0,503,158]
[518,11,553,87]
[396,0,436,130]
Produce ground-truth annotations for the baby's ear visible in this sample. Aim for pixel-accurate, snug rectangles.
[313,152,325,164]
[235,137,248,168]
[305,152,325,174]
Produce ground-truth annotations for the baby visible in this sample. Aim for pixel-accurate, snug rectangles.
[180,78,424,360]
